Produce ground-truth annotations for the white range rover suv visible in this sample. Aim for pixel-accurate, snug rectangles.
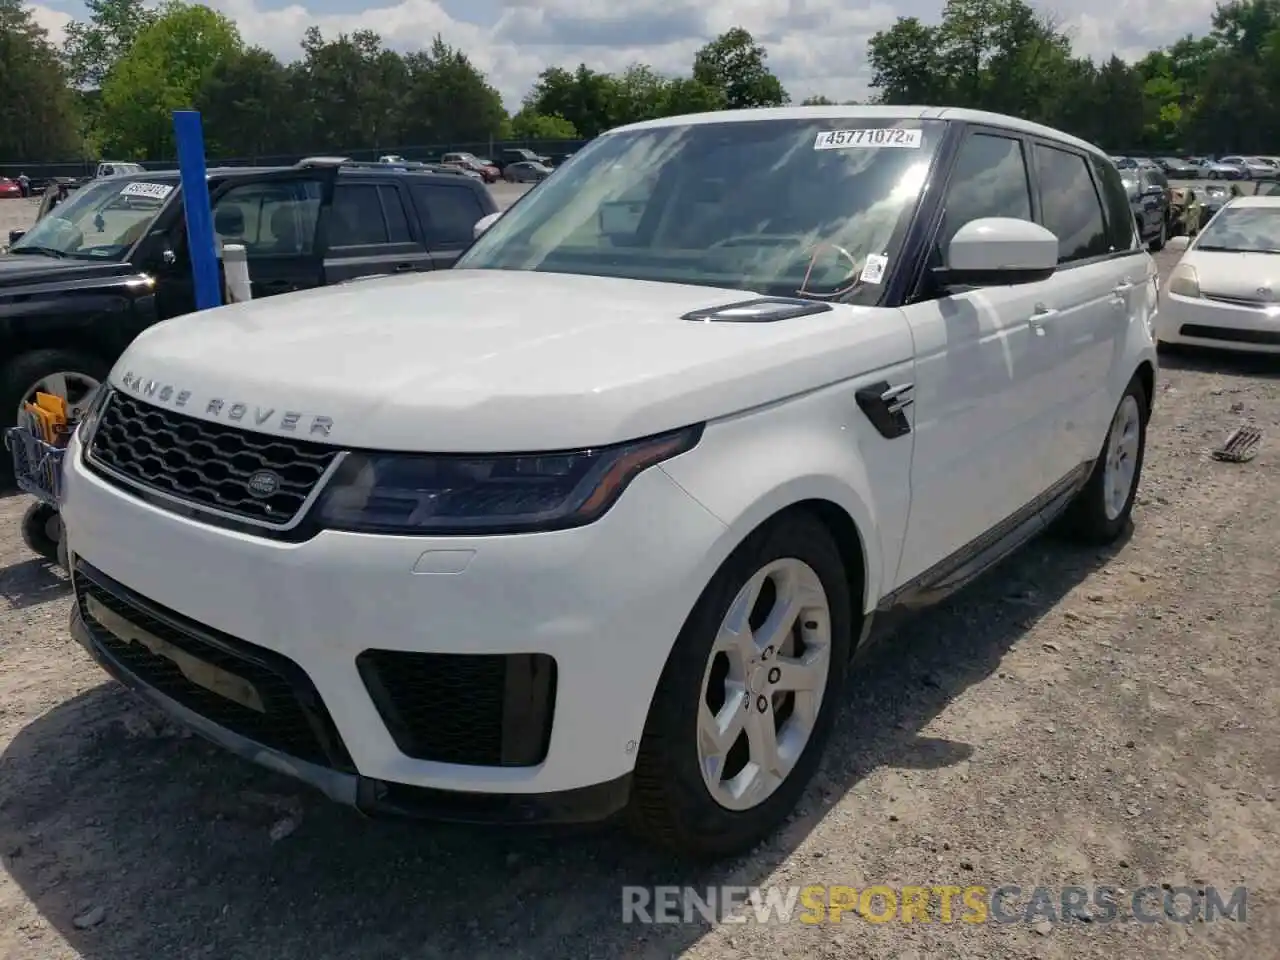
[59,106,1158,860]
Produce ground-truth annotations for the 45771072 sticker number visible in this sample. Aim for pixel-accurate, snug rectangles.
[814,128,922,150]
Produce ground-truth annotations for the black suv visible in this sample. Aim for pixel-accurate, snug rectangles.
[1120,165,1171,251]
[0,160,497,474]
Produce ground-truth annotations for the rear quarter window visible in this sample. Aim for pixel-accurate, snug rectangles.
[410,182,486,247]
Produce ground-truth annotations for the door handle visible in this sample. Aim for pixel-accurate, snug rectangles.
[1113,279,1136,294]
[1028,304,1058,334]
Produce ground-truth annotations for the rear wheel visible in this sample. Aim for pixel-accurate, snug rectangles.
[627,511,854,860]
[1057,376,1148,544]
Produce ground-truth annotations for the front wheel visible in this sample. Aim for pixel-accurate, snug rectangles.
[20,501,62,564]
[1,348,109,485]
[1057,377,1148,544]
[627,511,854,860]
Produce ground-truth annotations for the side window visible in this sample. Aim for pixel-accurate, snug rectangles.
[331,183,389,246]
[1034,145,1110,263]
[211,179,323,255]
[411,183,485,247]
[379,185,412,243]
[937,133,1032,253]
[1091,157,1137,252]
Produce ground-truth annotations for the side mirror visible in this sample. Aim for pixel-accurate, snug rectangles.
[473,211,502,239]
[1166,235,1191,252]
[8,229,25,244]
[934,217,1058,288]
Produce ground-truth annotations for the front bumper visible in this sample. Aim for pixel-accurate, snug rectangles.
[61,431,728,814]
[1157,291,1280,353]
[69,599,632,823]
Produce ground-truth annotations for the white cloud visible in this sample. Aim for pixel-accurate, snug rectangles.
[29,2,72,44]
[30,0,1226,110]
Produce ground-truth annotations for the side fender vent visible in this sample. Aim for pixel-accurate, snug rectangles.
[683,297,834,323]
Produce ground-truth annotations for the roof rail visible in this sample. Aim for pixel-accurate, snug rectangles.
[293,156,468,176]
[295,156,353,168]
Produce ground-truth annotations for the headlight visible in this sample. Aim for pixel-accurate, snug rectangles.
[313,424,703,535]
[75,385,111,443]
[1167,263,1200,298]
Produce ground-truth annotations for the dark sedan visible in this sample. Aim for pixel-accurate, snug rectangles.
[503,161,552,183]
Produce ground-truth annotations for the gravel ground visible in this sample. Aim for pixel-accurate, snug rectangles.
[1,199,1278,959]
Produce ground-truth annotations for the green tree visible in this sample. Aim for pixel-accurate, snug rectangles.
[0,0,81,160]
[291,27,407,150]
[524,64,618,137]
[195,47,294,158]
[867,17,947,103]
[62,0,157,88]
[510,110,578,140]
[801,94,836,105]
[399,36,506,145]
[98,1,241,158]
[692,28,788,108]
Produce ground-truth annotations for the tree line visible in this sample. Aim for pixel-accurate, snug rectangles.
[1,0,1277,164]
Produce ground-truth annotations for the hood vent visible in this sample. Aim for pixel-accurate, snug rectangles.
[683,297,834,323]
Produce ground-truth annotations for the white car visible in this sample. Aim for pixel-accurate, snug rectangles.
[59,105,1158,860]
[1158,195,1280,353]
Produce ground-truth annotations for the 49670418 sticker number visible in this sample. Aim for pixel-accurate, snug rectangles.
[814,128,922,150]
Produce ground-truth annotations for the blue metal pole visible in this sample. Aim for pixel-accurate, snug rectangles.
[172,109,221,310]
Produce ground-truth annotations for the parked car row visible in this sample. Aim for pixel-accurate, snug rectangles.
[1111,153,1280,181]
[20,104,1168,862]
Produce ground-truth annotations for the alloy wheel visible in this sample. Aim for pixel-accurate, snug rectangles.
[696,557,832,811]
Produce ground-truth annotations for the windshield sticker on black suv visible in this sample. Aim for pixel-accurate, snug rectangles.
[814,129,922,150]
[119,182,174,200]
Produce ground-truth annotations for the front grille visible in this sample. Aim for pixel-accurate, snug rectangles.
[1180,323,1280,345]
[356,650,557,767]
[87,391,338,525]
[74,562,352,770]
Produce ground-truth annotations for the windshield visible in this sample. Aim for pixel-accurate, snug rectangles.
[11,176,174,260]
[1196,206,1280,253]
[458,117,943,303]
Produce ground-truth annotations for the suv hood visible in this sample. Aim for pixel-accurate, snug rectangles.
[0,255,134,288]
[111,270,907,452]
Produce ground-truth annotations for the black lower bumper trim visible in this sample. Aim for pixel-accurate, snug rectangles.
[1180,323,1280,346]
[70,606,632,826]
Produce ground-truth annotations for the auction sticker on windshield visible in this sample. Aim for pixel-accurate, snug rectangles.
[814,129,922,150]
[119,181,174,200]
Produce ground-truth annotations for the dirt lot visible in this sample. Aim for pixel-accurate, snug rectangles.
[0,204,1277,959]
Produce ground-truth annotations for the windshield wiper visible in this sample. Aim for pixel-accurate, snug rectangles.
[8,245,67,259]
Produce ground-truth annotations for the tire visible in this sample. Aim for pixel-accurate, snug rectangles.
[20,501,62,564]
[1057,376,1148,544]
[1148,218,1166,252]
[0,348,108,484]
[627,510,854,860]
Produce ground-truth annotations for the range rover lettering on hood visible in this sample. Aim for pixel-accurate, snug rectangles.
[118,370,335,437]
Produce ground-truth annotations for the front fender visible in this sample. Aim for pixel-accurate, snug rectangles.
[661,372,917,616]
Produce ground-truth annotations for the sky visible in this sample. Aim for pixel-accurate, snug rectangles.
[26,0,1223,111]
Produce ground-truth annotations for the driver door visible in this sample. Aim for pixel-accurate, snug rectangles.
[149,168,337,318]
